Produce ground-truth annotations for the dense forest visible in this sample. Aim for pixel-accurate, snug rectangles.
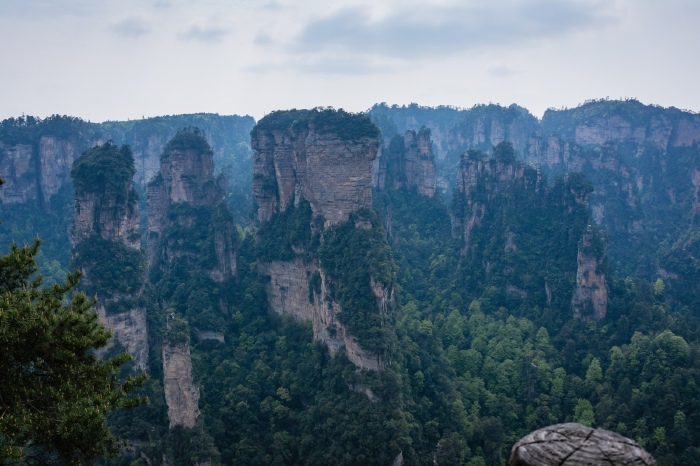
[2,101,700,465]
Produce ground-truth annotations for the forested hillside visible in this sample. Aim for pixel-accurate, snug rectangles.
[1,102,700,465]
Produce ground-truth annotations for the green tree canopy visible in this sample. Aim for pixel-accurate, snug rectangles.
[0,180,143,465]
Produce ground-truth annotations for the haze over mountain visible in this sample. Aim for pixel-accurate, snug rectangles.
[1,98,700,464]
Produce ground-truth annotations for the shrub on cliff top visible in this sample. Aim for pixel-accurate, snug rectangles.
[162,127,213,156]
[252,107,380,141]
[72,141,136,203]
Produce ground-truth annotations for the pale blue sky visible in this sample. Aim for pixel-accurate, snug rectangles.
[1,0,698,122]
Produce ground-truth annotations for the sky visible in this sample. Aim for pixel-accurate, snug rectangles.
[1,0,699,123]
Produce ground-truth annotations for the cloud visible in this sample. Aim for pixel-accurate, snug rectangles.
[247,55,389,76]
[0,0,99,18]
[294,0,616,59]
[178,25,230,43]
[111,17,150,38]
[488,65,518,78]
[254,32,273,46]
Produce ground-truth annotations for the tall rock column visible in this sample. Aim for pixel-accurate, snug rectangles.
[252,108,395,371]
[571,225,608,320]
[147,129,237,439]
[375,128,437,197]
[70,142,148,371]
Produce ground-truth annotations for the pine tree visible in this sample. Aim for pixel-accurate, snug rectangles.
[0,179,144,465]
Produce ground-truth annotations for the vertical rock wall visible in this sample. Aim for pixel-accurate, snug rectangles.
[571,225,608,320]
[146,132,237,280]
[375,129,437,197]
[147,130,238,433]
[452,143,602,314]
[0,136,81,205]
[97,304,149,372]
[163,342,200,428]
[252,109,391,371]
[252,118,377,227]
[71,142,149,370]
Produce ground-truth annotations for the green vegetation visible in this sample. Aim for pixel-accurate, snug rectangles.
[253,107,379,141]
[450,144,595,318]
[319,208,397,355]
[8,102,700,465]
[371,177,700,464]
[256,200,316,262]
[0,183,74,285]
[71,237,146,303]
[162,127,214,156]
[0,114,96,146]
[0,176,143,464]
[72,142,137,206]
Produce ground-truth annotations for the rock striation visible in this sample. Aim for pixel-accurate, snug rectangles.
[70,142,149,370]
[252,109,377,227]
[147,129,238,433]
[97,305,149,372]
[258,259,388,371]
[163,341,200,428]
[374,128,437,197]
[571,225,608,320]
[0,135,84,205]
[146,129,237,281]
[71,143,140,249]
[507,423,656,466]
[252,109,393,371]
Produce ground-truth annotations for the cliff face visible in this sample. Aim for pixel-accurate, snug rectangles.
[70,142,149,369]
[163,342,200,428]
[252,109,392,371]
[538,101,700,150]
[252,114,377,227]
[448,104,538,157]
[72,179,140,250]
[259,259,386,371]
[147,131,237,281]
[99,113,256,188]
[0,136,82,205]
[452,142,602,314]
[97,304,149,372]
[375,129,437,197]
[453,148,536,254]
[571,225,608,320]
[147,130,239,434]
[72,142,141,249]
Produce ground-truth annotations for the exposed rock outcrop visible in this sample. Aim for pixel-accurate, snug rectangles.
[147,130,239,432]
[146,129,237,281]
[374,128,437,197]
[252,109,392,372]
[507,423,656,466]
[71,142,149,369]
[0,136,83,205]
[452,142,598,313]
[97,304,149,372]
[163,342,200,428]
[71,143,140,249]
[571,225,608,320]
[252,110,377,227]
[452,145,536,254]
[259,259,386,371]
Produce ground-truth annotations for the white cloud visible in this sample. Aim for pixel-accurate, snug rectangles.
[177,25,230,43]
[292,0,617,60]
[111,17,150,38]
